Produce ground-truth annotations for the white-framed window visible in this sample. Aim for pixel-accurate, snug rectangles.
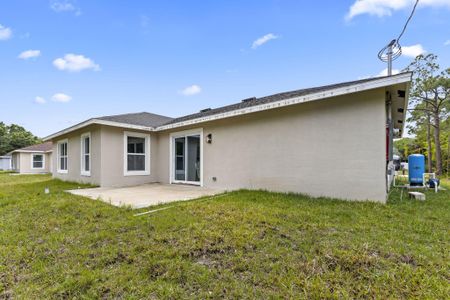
[31,153,45,169]
[80,132,91,176]
[123,131,150,176]
[57,139,68,174]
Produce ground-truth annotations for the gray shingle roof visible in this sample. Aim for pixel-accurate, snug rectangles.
[44,73,411,141]
[163,74,407,126]
[15,141,53,152]
[96,112,173,128]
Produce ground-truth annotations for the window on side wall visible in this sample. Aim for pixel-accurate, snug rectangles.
[124,131,150,176]
[32,154,44,169]
[57,140,68,173]
[81,133,91,176]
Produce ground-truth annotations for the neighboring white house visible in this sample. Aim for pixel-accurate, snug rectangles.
[44,73,411,203]
[0,155,12,170]
[10,142,53,174]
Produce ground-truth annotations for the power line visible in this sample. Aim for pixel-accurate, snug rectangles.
[378,0,420,67]
[397,0,420,43]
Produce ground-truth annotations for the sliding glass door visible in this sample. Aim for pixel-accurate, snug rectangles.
[173,133,201,184]
[174,137,186,181]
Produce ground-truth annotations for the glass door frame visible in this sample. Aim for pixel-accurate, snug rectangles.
[169,128,203,186]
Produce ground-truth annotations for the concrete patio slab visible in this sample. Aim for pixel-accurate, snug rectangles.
[67,183,224,209]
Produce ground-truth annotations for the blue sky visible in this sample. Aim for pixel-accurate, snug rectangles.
[1,0,449,137]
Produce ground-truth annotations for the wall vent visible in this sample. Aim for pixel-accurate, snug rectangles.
[241,97,256,103]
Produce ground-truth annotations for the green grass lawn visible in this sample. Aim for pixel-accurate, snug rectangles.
[1,173,449,299]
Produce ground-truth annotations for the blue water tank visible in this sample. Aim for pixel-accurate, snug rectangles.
[408,154,425,186]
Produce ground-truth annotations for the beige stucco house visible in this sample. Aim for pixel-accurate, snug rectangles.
[10,142,53,174]
[44,73,411,203]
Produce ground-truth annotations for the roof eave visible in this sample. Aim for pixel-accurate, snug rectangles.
[399,80,411,138]
[11,150,53,154]
[156,73,412,131]
[43,73,412,138]
[43,119,156,141]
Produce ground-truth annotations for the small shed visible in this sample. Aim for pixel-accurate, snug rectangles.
[0,155,12,170]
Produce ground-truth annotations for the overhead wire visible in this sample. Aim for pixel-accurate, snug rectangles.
[397,0,420,43]
[378,0,420,63]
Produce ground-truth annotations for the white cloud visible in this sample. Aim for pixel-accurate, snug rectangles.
[52,93,72,103]
[34,96,46,104]
[346,0,450,20]
[180,85,201,96]
[18,50,41,60]
[377,68,400,76]
[251,33,279,49]
[420,0,450,6]
[444,40,450,46]
[53,54,100,72]
[50,1,81,16]
[0,24,12,41]
[401,44,426,57]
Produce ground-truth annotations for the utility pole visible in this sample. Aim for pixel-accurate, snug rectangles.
[386,40,395,163]
[383,39,396,190]
[377,0,420,192]
[387,39,395,76]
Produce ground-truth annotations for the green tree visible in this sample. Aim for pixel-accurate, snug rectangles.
[0,122,41,155]
[405,54,450,175]
[394,137,422,161]
[0,122,10,155]
[440,117,450,175]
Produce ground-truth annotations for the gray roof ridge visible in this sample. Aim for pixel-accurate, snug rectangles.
[96,111,173,120]
[160,72,411,126]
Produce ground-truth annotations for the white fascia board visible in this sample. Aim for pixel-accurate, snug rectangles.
[93,120,155,132]
[43,119,156,141]
[156,73,412,131]
[11,150,52,153]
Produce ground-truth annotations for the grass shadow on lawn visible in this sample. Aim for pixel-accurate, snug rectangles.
[0,174,449,299]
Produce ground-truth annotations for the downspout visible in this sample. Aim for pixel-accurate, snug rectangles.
[387,92,393,162]
[386,90,394,193]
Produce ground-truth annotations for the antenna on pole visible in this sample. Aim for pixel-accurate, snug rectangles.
[378,39,401,76]
[377,0,420,76]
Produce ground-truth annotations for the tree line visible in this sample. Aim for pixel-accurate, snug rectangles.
[0,122,41,156]
[395,54,449,175]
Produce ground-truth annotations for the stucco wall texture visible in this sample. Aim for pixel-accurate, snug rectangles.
[12,152,52,174]
[51,88,387,202]
[51,125,102,186]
